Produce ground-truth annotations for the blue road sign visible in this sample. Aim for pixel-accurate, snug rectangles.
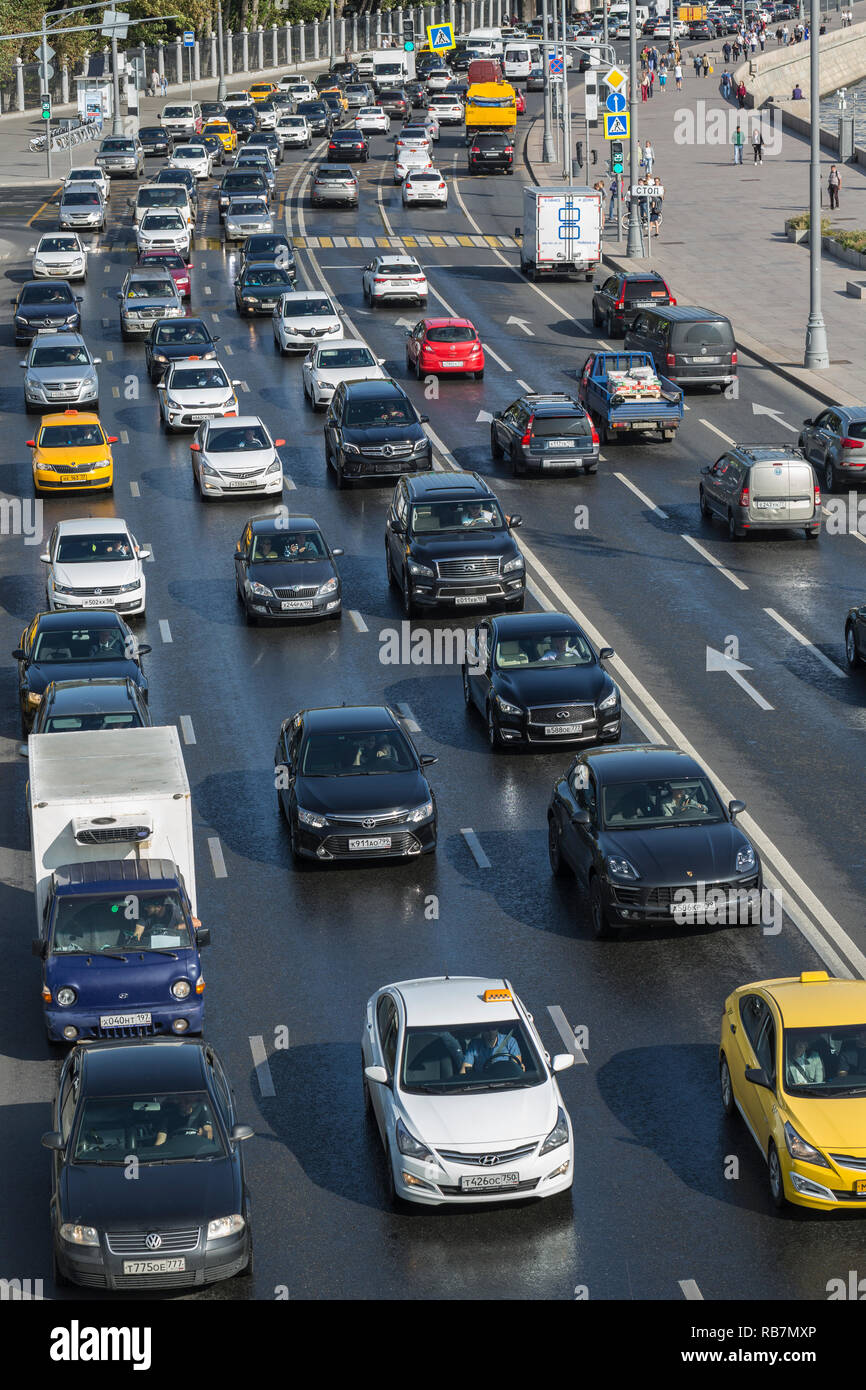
[605,91,626,113]
[604,111,629,139]
[183,31,194,46]
[427,23,455,51]
[549,56,563,74]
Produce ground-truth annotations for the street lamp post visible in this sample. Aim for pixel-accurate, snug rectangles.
[626,0,643,254]
[541,0,554,160]
[329,0,336,62]
[216,1,226,101]
[804,0,829,366]
[111,33,123,133]
[560,0,570,180]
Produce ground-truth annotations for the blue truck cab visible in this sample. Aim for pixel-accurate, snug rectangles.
[33,857,209,1043]
[577,350,684,444]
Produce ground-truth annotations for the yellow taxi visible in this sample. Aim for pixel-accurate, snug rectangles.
[248,81,278,103]
[28,409,117,494]
[720,971,866,1211]
[319,84,349,112]
[203,117,237,153]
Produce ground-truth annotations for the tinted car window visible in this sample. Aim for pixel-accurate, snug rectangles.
[624,280,669,300]
[301,729,415,776]
[345,396,414,426]
[532,414,591,438]
[671,321,733,348]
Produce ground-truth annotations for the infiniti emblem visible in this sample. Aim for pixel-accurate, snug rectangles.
[462,563,477,574]
[145,1233,162,1250]
[555,710,570,719]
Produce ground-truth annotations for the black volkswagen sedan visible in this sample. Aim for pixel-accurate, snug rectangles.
[13,611,150,735]
[324,378,431,488]
[12,280,82,344]
[145,317,220,382]
[139,124,174,157]
[462,612,620,749]
[43,1038,254,1290]
[274,705,438,864]
[234,261,296,315]
[234,514,343,624]
[547,745,761,939]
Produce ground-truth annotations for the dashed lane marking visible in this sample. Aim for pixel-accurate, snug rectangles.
[483,342,512,373]
[700,418,735,446]
[129,480,140,497]
[764,607,847,678]
[396,702,420,733]
[461,828,490,868]
[681,535,748,591]
[179,715,196,745]
[348,609,368,632]
[546,1005,588,1064]
[614,472,668,519]
[249,1035,276,1097]
[120,430,129,444]
[679,1280,704,1301]
[159,619,173,643]
[516,378,533,392]
[208,836,227,878]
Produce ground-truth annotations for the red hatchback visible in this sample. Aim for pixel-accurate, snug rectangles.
[136,249,192,298]
[405,317,485,380]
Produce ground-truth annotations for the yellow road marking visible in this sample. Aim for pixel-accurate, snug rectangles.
[402,235,417,246]
[457,234,474,247]
[376,235,390,246]
[428,235,445,247]
[27,187,62,226]
[318,235,333,248]
[347,236,361,247]
[292,236,306,248]
[484,235,500,247]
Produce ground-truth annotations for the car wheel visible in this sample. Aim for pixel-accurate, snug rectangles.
[401,571,416,618]
[509,446,523,477]
[583,464,598,475]
[52,1248,70,1289]
[804,527,819,540]
[491,426,504,461]
[591,303,602,327]
[474,367,484,380]
[385,544,395,588]
[846,622,861,668]
[825,458,838,494]
[699,486,711,520]
[237,1236,254,1279]
[419,298,428,309]
[335,458,346,489]
[768,1141,786,1210]
[548,815,568,878]
[719,1054,735,1116]
[486,702,502,750]
[727,510,743,541]
[589,876,613,940]
[414,355,423,380]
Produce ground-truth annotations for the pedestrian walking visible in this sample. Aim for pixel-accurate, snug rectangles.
[733,122,744,164]
[752,126,764,163]
[693,52,702,77]
[150,67,159,96]
[608,176,617,220]
[828,163,841,208]
[723,40,732,63]
[641,72,649,101]
[675,62,683,91]
[643,139,655,175]
[737,79,747,108]
[782,23,789,43]
[160,73,167,96]
[720,69,732,98]
[759,32,765,51]
[775,25,783,44]
[702,53,710,77]
[659,64,667,94]
[649,68,655,97]
[732,38,740,60]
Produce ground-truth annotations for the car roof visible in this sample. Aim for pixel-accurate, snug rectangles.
[207,414,265,430]
[38,411,101,426]
[643,304,731,324]
[421,317,474,329]
[296,704,399,733]
[55,517,129,536]
[390,976,521,1027]
[29,331,85,347]
[406,470,491,499]
[343,378,405,398]
[581,743,705,784]
[758,976,866,1028]
[44,677,136,711]
[315,336,367,349]
[79,1037,207,1095]
[491,611,580,638]
[33,608,126,631]
[250,513,317,532]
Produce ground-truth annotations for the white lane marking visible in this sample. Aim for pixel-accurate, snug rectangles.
[103,263,110,273]
[159,619,173,643]
[179,714,196,745]
[208,836,227,878]
[764,607,847,678]
[461,827,490,868]
[211,312,220,322]
[614,472,668,519]
[443,234,459,246]
[681,535,749,591]
[129,480,140,497]
[547,1005,587,1064]
[516,378,534,393]
[679,1280,704,1301]
[706,646,774,711]
[753,401,797,432]
[360,235,375,246]
[348,608,368,632]
[120,430,129,444]
[483,342,512,373]
[224,343,233,355]
[332,235,347,247]
[204,284,212,295]
[820,504,866,547]
[101,316,109,328]
[396,701,420,733]
[428,278,459,316]
[700,418,735,446]
[141,543,154,562]
[249,1035,276,1097]
[506,314,534,336]
[283,476,296,490]
[239,380,250,392]
[105,350,113,361]
[111,385,120,398]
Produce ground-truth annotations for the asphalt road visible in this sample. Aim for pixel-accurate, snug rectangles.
[1,67,866,1304]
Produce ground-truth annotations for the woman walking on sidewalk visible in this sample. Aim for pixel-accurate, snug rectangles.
[643,139,655,176]
[674,61,683,91]
[736,79,747,108]
[641,72,649,101]
[752,126,764,163]
[828,164,842,209]
[702,53,710,77]
[659,62,667,94]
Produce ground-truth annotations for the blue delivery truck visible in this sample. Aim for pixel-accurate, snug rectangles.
[577,350,684,445]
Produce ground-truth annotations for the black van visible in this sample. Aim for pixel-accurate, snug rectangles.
[623,305,737,389]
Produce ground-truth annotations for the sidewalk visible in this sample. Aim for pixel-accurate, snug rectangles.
[525,49,866,408]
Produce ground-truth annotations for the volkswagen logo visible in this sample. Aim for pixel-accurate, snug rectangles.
[700,345,707,355]
[555,710,571,719]
[118,992,128,999]
[145,1233,162,1250]
[362,818,377,829]
[93,589,103,595]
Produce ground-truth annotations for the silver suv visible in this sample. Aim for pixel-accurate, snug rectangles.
[95,134,144,177]
[20,331,100,413]
[699,444,820,541]
[117,268,185,340]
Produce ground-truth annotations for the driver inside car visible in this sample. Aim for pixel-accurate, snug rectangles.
[459,1026,524,1074]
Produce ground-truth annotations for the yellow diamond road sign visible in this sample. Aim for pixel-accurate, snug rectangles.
[604,66,628,91]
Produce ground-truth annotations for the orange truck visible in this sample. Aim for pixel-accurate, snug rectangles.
[464,80,517,140]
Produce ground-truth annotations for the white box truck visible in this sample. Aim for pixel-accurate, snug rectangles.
[518,184,602,280]
[29,725,210,1042]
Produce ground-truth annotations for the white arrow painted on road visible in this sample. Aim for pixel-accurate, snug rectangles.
[395,317,417,329]
[507,315,534,336]
[751,402,797,433]
[476,409,493,423]
[706,646,773,710]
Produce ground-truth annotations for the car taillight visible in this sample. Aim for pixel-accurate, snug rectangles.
[739,486,750,507]
[329,141,337,148]
[412,277,425,283]
[374,276,387,283]
[666,352,675,367]
[470,145,480,154]
[731,350,738,367]
[814,483,822,506]
[842,437,865,449]
[504,145,513,154]
[439,182,445,189]
[590,422,599,444]
[521,415,534,446]
[615,294,625,309]
[669,295,677,306]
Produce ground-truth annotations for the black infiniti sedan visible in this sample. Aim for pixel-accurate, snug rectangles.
[12,280,82,344]
[462,612,620,750]
[145,316,220,382]
[547,745,761,939]
[274,705,438,864]
[327,128,370,161]
[43,1038,254,1291]
[13,611,150,736]
[234,514,343,624]
[234,261,295,315]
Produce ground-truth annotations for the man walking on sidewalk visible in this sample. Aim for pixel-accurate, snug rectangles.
[733,122,745,164]
[828,163,842,208]
[752,125,764,163]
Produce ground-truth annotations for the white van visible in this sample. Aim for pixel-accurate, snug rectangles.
[503,42,541,80]
[466,27,504,56]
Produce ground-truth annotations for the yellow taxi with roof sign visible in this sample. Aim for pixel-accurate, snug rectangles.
[203,117,237,152]
[28,409,117,494]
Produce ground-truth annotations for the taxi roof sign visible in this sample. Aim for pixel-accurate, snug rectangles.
[483,988,512,1003]
[426,22,455,52]
[800,971,830,984]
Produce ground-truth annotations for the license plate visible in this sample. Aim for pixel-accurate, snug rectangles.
[189,413,208,422]
[544,723,583,735]
[755,500,784,510]
[123,1258,186,1275]
[225,478,257,487]
[455,595,484,605]
[261,300,276,309]
[348,836,392,850]
[460,1172,519,1191]
[281,599,313,610]
[446,360,465,367]
[82,596,113,607]
[100,1011,152,1027]
[551,439,576,448]
[855,1180,866,1194]
[669,902,702,916]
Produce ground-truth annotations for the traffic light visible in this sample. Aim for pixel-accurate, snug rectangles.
[403,18,415,51]
[611,140,623,174]
[41,93,51,120]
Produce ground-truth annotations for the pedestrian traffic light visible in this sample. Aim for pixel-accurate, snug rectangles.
[611,140,623,173]
[41,94,51,120]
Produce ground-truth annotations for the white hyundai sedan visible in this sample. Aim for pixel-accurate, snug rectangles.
[157,360,239,432]
[427,95,463,125]
[190,415,284,498]
[273,291,343,353]
[362,255,428,306]
[168,142,212,180]
[301,338,387,409]
[362,977,575,1206]
[30,233,88,281]
[402,169,448,207]
[393,146,433,184]
[41,518,149,617]
[355,106,390,134]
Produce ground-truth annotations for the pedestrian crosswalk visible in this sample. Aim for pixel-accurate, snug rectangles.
[96,232,521,254]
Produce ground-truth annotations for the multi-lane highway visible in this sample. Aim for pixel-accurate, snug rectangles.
[1,64,866,1305]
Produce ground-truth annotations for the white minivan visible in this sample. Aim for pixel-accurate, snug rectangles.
[503,42,541,80]
[466,27,504,55]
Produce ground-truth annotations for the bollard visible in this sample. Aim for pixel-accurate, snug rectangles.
[226,29,233,75]
[314,23,319,60]
[287,25,293,67]
[175,35,183,85]
[210,32,217,78]
[15,57,24,112]
[299,24,305,63]
[257,25,264,70]
[194,39,201,82]
[352,16,358,51]
[271,23,278,66]
[62,63,70,104]
[157,42,165,80]
[242,26,249,72]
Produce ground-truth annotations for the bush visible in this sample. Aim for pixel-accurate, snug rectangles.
[787,212,866,251]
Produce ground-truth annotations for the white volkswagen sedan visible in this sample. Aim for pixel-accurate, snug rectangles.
[402,169,448,207]
[41,518,149,617]
[157,360,239,432]
[355,106,390,134]
[273,291,343,353]
[63,166,111,200]
[362,977,575,1206]
[427,95,463,125]
[362,255,428,306]
[301,338,387,409]
[30,233,88,281]
[191,415,284,498]
[168,142,212,180]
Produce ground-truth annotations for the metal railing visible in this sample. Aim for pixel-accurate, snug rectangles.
[28,113,101,152]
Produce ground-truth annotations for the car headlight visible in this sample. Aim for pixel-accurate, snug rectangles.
[60,1223,99,1246]
[33,258,46,269]
[783,1120,830,1168]
[248,580,274,598]
[154,353,168,362]
[412,436,429,455]
[16,316,29,325]
[26,691,42,707]
[171,979,191,999]
[24,375,40,390]
[407,560,433,578]
[164,394,180,409]
[342,441,360,455]
[326,323,340,333]
[539,1106,570,1156]
[317,576,339,596]
[606,856,640,881]
[207,1214,245,1240]
[200,462,219,477]
[56,986,77,1007]
[297,806,327,829]
[243,296,257,304]
[91,458,111,470]
[494,693,522,716]
[396,1116,433,1160]
[503,555,524,574]
[407,799,433,824]
[598,689,620,712]
[736,844,756,873]
[52,582,76,595]
[118,580,141,593]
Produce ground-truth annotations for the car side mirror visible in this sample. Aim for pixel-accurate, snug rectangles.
[273,438,286,447]
[744,1066,773,1091]
[420,753,438,766]
[18,360,27,368]
[728,798,746,820]
[508,514,523,528]
[364,1064,389,1086]
[195,926,211,947]
[19,743,29,758]
[106,435,119,444]
[418,414,429,424]
[236,540,242,552]
[599,646,614,660]
[332,547,344,557]
[115,292,123,300]
[75,296,83,303]
[12,648,25,660]
[136,644,152,655]
[230,1124,255,1142]
[137,548,151,560]
[803,418,813,427]
[41,1131,65,1152]
[552,1053,575,1072]
[570,807,591,825]
[92,357,102,364]
[700,464,711,475]
[514,225,520,238]
[39,551,50,563]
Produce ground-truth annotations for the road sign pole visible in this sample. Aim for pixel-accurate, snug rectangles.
[111,33,123,134]
[626,0,643,256]
[541,0,554,162]
[42,16,52,179]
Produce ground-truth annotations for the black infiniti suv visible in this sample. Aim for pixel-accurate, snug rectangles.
[324,378,432,488]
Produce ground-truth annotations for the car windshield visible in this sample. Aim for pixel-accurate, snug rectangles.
[142,214,183,230]
[783,1024,866,1096]
[301,729,415,776]
[245,237,288,256]
[155,322,210,344]
[22,284,73,304]
[281,117,306,126]
[359,108,383,116]
[173,145,205,158]
[251,530,326,561]
[495,629,593,669]
[141,252,184,269]
[51,890,191,954]
[44,708,142,731]
[38,238,80,253]
[316,347,374,368]
[345,396,414,426]
[170,366,229,390]
[63,192,100,205]
[284,298,333,317]
[138,189,180,206]
[163,106,192,117]
[230,201,269,215]
[67,169,101,180]
[207,425,269,452]
[238,154,269,166]
[39,423,103,448]
[32,624,126,661]
[379,261,421,276]
[56,534,132,564]
[127,278,173,297]
[244,268,291,287]
[72,1092,224,1164]
[315,168,354,179]
[299,103,326,114]
[846,422,866,441]
[426,325,474,343]
[139,127,163,137]
[32,345,89,366]
[601,777,725,827]
[407,172,440,182]
[225,174,263,189]
[401,1019,544,1093]
[409,499,504,533]
[674,322,732,347]
[102,138,134,151]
